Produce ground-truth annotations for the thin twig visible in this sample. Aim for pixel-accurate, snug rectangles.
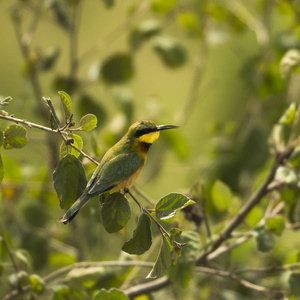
[235,262,300,275]
[132,186,155,207]
[195,266,279,295]
[126,189,170,238]
[0,114,98,165]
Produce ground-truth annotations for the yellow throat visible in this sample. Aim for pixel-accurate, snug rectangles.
[138,131,160,144]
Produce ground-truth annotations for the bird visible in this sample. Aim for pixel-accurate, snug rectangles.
[58,120,178,224]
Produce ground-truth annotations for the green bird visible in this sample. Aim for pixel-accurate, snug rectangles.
[58,120,178,224]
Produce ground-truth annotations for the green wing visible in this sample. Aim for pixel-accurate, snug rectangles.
[86,152,143,196]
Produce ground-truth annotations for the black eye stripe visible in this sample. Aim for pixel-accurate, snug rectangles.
[135,128,155,137]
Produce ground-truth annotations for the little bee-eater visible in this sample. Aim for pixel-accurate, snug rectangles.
[58,120,178,224]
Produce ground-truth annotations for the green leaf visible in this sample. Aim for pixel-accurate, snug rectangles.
[101,0,114,8]
[129,19,161,49]
[100,192,131,233]
[94,288,129,300]
[43,97,60,129]
[30,274,45,293]
[152,36,187,68]
[0,96,12,106]
[147,234,174,278]
[289,272,300,296]
[0,110,8,116]
[178,13,199,33]
[8,271,30,289]
[79,114,98,131]
[14,249,32,270]
[152,0,178,14]
[275,166,298,189]
[53,154,87,208]
[0,154,4,184]
[270,123,291,150]
[40,47,60,72]
[279,102,297,125]
[280,49,300,79]
[155,193,195,220]
[60,134,83,158]
[4,124,28,149]
[255,228,275,252]
[267,216,285,236]
[52,285,71,300]
[212,180,233,211]
[58,91,72,120]
[245,206,263,227]
[122,213,152,255]
[101,53,134,84]
[169,231,201,287]
[49,252,76,266]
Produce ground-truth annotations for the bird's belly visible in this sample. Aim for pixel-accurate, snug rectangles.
[114,167,143,191]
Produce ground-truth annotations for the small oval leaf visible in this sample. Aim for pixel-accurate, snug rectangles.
[155,193,195,220]
[255,228,275,252]
[280,49,300,79]
[80,114,98,131]
[100,192,131,233]
[58,91,72,120]
[153,36,187,68]
[30,274,45,293]
[212,180,233,211]
[53,154,87,208]
[101,53,134,84]
[122,213,152,255]
[4,124,28,149]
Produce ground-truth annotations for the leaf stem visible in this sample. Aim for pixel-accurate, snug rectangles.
[125,189,171,238]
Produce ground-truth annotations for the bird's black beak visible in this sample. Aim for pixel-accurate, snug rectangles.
[156,124,179,131]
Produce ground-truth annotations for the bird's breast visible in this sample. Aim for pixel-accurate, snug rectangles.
[114,165,144,190]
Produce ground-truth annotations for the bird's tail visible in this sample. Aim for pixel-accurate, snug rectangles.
[58,193,92,225]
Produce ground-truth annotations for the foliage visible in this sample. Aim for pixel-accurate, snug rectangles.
[2,0,300,300]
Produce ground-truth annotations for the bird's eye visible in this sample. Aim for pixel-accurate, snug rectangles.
[135,127,154,137]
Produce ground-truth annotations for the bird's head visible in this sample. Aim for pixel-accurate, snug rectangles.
[127,120,179,144]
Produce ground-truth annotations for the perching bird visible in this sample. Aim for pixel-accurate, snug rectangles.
[58,120,178,224]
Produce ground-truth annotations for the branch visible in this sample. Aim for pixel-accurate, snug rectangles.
[124,276,170,298]
[195,266,281,295]
[207,201,285,261]
[196,144,296,265]
[3,261,154,300]
[0,114,98,165]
